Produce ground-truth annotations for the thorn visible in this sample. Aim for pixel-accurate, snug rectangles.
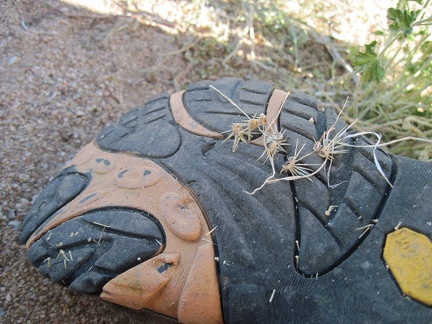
[357,224,374,238]
[269,289,276,303]
[206,226,218,235]
[92,221,111,228]
[43,257,51,269]
[325,205,338,217]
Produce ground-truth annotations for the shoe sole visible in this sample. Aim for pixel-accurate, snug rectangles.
[20,78,432,323]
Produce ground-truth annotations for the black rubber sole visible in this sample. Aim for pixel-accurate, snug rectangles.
[20,78,432,323]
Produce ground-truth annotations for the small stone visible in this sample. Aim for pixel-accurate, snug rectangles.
[8,56,18,65]
[8,210,16,219]
[8,220,21,231]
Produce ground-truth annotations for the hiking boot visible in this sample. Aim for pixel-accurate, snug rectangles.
[20,78,432,323]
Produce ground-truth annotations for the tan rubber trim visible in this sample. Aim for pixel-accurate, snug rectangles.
[26,142,223,323]
[383,227,432,306]
[250,89,289,146]
[170,90,223,139]
[170,89,288,145]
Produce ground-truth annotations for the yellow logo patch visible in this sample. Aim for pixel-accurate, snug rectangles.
[384,227,432,306]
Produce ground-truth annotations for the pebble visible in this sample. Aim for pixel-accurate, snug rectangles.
[8,220,21,231]
[8,56,18,65]
[8,209,15,219]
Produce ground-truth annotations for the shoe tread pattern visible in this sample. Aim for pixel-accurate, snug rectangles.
[26,208,163,294]
[20,168,88,244]
[279,95,393,275]
[184,78,273,134]
[22,78,398,323]
[96,94,181,158]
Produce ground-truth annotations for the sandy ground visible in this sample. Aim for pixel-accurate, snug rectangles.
[0,1,187,322]
[0,0,395,323]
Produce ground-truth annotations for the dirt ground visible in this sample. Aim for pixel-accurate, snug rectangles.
[0,0,189,322]
[0,0,392,323]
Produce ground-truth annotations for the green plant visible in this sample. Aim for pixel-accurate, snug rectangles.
[179,0,431,159]
[349,0,432,160]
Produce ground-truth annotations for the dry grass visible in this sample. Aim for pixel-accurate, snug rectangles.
[147,0,431,160]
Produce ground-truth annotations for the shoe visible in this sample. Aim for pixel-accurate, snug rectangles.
[20,78,432,323]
